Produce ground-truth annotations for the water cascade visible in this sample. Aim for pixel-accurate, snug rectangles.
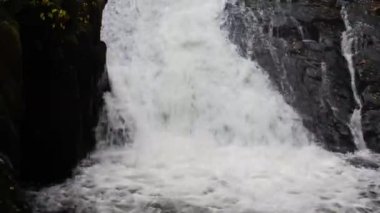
[33,1,380,212]
[341,6,367,150]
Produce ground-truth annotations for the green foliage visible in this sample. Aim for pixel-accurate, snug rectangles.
[29,0,98,32]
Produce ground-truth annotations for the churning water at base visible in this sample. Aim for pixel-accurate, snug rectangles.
[34,0,380,212]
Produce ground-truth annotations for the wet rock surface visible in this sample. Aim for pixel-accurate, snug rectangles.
[349,1,380,153]
[226,0,380,153]
[347,155,380,170]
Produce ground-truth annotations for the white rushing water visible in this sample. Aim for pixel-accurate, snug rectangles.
[35,1,380,212]
[341,7,367,151]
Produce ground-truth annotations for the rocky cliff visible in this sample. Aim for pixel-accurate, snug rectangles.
[226,0,380,153]
[0,0,109,211]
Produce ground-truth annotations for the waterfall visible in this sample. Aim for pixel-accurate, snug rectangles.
[341,7,367,150]
[33,1,380,212]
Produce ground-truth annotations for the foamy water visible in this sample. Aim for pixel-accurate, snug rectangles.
[34,0,380,212]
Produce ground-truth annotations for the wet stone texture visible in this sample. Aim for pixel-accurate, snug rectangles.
[225,0,380,153]
[352,0,380,153]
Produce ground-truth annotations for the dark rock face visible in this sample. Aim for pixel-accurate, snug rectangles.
[0,0,108,210]
[0,3,29,210]
[0,13,23,174]
[17,0,109,184]
[225,0,380,153]
[0,157,30,213]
